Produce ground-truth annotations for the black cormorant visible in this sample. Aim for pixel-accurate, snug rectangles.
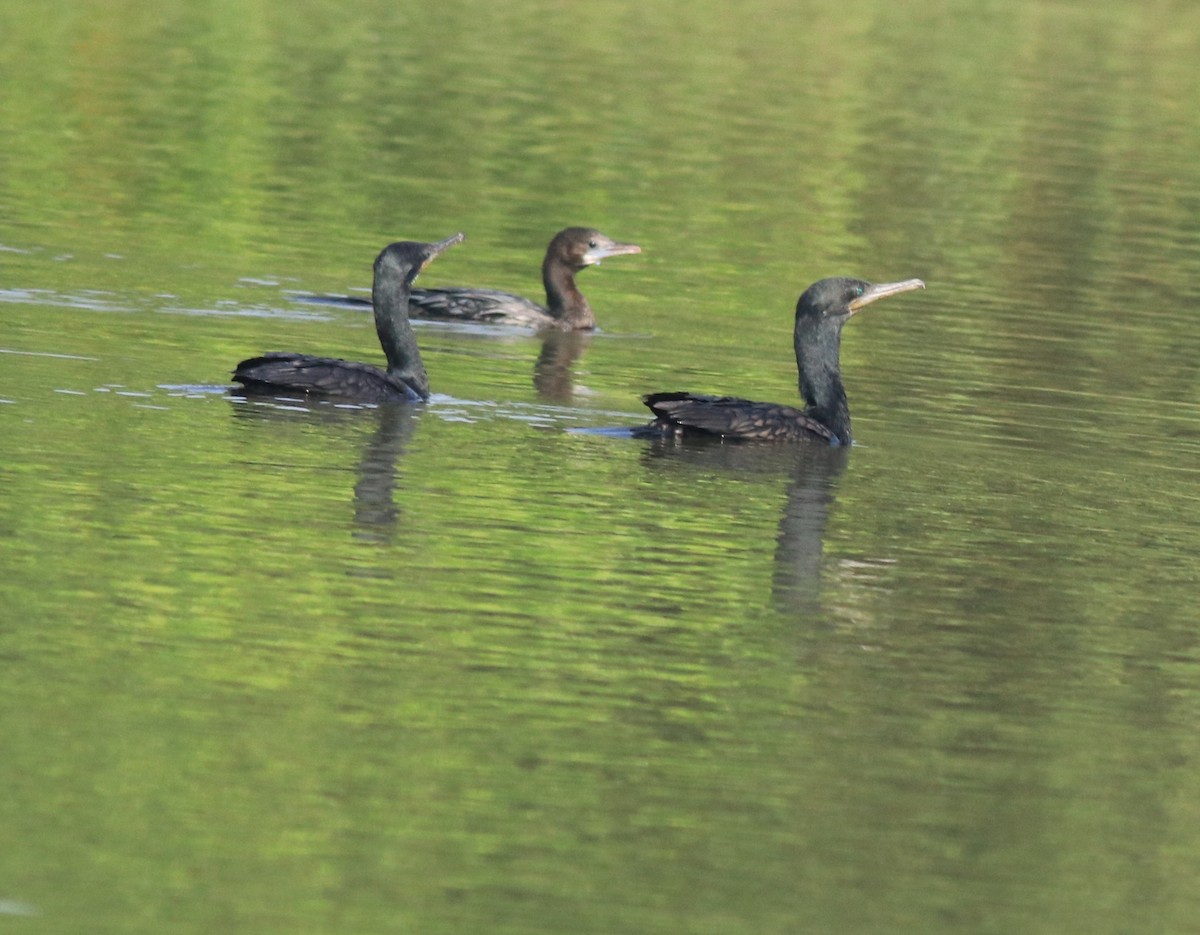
[233,234,464,401]
[637,276,925,443]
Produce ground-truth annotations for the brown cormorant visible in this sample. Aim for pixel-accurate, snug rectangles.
[407,227,640,330]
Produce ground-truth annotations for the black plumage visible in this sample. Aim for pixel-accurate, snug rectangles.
[233,234,464,401]
[637,276,925,443]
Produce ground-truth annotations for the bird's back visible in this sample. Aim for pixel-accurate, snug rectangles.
[233,353,424,402]
[409,287,554,328]
[640,392,838,443]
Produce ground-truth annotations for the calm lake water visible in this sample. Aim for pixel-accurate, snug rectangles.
[4,0,1200,932]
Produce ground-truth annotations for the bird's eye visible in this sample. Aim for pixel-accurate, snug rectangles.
[588,240,597,248]
[853,286,864,297]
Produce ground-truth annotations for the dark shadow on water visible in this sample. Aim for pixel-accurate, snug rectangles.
[639,437,850,616]
[228,393,417,545]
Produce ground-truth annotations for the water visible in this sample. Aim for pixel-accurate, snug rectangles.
[4,0,1200,932]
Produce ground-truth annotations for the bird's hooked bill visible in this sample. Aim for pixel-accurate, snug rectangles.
[419,233,466,273]
[849,278,925,313]
[431,232,466,255]
[584,241,642,266]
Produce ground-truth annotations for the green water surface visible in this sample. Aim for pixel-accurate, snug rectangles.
[3,1,1200,932]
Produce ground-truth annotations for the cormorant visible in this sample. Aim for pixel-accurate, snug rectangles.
[233,234,464,401]
[407,227,640,330]
[637,276,925,443]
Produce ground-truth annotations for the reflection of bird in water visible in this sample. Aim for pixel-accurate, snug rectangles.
[407,227,641,330]
[769,444,849,612]
[233,235,464,401]
[639,438,849,614]
[636,277,924,442]
[533,329,593,400]
[227,400,417,545]
[350,404,417,542]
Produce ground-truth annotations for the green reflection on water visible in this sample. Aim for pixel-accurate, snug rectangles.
[4,0,1200,933]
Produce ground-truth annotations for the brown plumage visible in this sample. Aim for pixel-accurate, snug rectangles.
[408,227,641,330]
[637,276,925,443]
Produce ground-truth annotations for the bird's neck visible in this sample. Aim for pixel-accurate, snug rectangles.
[373,274,429,397]
[543,259,594,329]
[796,326,852,443]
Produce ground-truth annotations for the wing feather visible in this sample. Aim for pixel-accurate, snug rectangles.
[233,353,423,401]
[641,392,836,443]
[409,287,553,327]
